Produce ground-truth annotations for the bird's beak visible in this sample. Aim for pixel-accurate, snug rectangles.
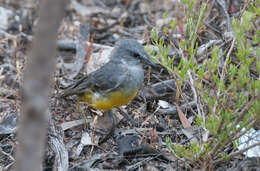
[142,52,156,67]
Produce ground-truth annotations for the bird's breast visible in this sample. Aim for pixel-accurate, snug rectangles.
[79,89,139,110]
[78,63,144,110]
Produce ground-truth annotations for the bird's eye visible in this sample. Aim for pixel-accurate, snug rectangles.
[133,53,140,58]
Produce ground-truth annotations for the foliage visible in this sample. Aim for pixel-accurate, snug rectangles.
[150,0,260,169]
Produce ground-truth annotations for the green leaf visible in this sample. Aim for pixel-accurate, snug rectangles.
[256,48,260,73]
[170,19,177,30]
[206,115,220,135]
[163,27,168,35]
[242,11,255,31]
[196,116,203,127]
[151,28,159,44]
[164,9,168,18]
[197,63,206,80]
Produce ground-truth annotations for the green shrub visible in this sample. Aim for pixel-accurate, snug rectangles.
[150,0,260,169]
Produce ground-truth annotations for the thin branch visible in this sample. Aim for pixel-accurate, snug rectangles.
[234,92,260,125]
[215,141,260,165]
[212,38,236,114]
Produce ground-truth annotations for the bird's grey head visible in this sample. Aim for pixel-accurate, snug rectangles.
[111,39,155,67]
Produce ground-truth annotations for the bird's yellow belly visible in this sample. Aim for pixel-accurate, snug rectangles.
[79,90,138,110]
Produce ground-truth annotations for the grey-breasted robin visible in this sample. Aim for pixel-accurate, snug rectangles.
[60,39,155,111]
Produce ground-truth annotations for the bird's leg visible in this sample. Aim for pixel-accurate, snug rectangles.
[91,115,98,146]
[75,100,89,128]
[98,110,116,145]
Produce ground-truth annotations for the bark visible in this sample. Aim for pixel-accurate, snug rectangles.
[16,0,67,171]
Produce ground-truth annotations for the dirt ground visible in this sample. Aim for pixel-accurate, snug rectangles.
[0,0,259,170]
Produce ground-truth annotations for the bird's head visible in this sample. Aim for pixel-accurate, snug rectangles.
[113,39,156,67]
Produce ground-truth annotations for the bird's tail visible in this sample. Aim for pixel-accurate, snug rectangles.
[58,76,88,98]
[58,86,79,98]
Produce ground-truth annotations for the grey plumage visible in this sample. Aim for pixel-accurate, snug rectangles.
[60,39,153,100]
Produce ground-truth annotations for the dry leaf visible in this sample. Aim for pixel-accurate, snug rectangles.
[175,103,191,128]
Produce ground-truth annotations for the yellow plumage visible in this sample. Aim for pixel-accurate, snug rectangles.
[79,90,138,110]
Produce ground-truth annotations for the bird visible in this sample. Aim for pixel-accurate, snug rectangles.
[59,39,155,112]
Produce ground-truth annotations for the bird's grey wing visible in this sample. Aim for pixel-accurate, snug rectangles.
[88,61,128,93]
[60,61,128,96]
